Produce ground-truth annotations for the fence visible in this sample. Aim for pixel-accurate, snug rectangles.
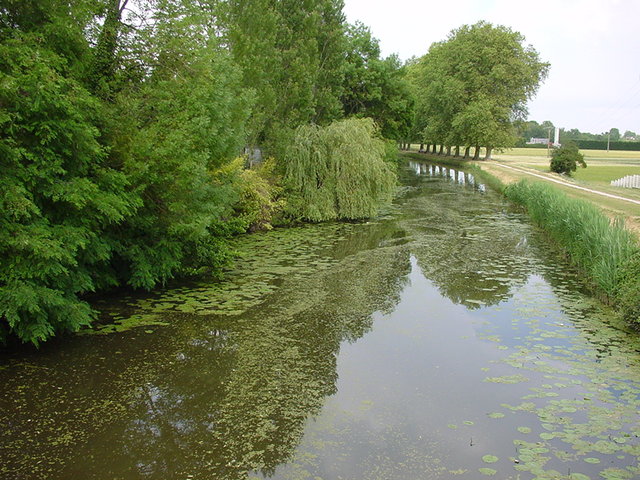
[611,175,640,189]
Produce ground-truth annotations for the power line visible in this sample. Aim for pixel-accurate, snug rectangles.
[591,77,640,134]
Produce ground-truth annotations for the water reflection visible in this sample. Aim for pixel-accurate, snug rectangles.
[2,160,640,480]
[404,160,531,310]
[0,216,412,479]
[409,160,486,192]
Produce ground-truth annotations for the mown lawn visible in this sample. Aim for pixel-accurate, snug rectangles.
[572,165,640,182]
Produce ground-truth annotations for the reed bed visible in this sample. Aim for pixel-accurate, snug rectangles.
[504,180,640,326]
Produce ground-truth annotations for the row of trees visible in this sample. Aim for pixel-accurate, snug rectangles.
[406,22,549,159]
[0,0,415,345]
[516,121,638,144]
[1,2,550,345]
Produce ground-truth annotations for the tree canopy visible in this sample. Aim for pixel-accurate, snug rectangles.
[1,6,556,346]
[0,0,416,345]
[410,21,549,158]
[341,22,415,142]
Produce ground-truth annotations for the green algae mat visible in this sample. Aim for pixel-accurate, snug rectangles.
[1,160,639,480]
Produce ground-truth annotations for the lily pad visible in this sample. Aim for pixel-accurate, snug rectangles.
[479,467,497,476]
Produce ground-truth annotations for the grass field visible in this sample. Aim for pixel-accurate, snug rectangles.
[527,164,640,183]
[404,145,640,238]
[492,147,640,197]
[488,148,640,236]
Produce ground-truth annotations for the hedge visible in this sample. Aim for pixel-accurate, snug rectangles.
[574,140,640,151]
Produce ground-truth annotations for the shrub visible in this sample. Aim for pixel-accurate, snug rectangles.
[231,158,285,232]
[550,142,586,175]
[283,118,397,222]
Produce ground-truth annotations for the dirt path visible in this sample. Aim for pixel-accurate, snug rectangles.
[480,161,640,238]
[488,162,640,206]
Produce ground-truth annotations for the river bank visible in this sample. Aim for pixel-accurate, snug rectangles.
[2,159,640,479]
[401,152,640,330]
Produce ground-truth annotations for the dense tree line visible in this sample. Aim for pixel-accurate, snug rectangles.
[516,120,638,145]
[0,0,414,345]
[407,22,549,159]
[1,3,553,345]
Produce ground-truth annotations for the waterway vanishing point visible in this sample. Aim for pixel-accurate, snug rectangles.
[1,160,639,480]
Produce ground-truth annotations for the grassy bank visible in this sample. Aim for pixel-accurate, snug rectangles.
[401,151,640,328]
[504,181,640,328]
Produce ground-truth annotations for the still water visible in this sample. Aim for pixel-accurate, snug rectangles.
[2,161,639,480]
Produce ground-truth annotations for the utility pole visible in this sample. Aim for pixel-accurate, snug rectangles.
[546,126,553,157]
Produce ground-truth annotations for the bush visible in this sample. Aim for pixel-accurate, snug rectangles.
[283,118,397,222]
[550,143,586,175]
[230,158,285,232]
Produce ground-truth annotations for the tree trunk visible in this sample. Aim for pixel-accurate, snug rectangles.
[446,146,451,156]
[90,0,127,98]
[438,144,444,155]
[419,143,424,152]
[463,146,470,159]
[472,146,480,160]
[454,146,460,157]
[484,146,493,160]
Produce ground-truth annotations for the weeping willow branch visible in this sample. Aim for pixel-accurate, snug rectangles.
[283,117,396,222]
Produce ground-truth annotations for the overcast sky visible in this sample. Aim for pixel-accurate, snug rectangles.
[343,0,640,135]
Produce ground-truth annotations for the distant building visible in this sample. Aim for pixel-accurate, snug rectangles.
[526,137,549,145]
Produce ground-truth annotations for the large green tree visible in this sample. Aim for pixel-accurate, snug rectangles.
[412,21,549,158]
[100,0,254,289]
[341,22,415,142]
[0,3,137,345]
[0,0,253,344]
[226,0,347,153]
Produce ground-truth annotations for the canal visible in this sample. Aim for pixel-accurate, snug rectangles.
[1,160,639,480]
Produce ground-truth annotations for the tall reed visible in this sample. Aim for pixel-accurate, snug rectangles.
[504,180,639,303]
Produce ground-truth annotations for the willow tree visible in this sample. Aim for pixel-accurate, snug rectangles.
[283,118,396,222]
[413,21,549,158]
